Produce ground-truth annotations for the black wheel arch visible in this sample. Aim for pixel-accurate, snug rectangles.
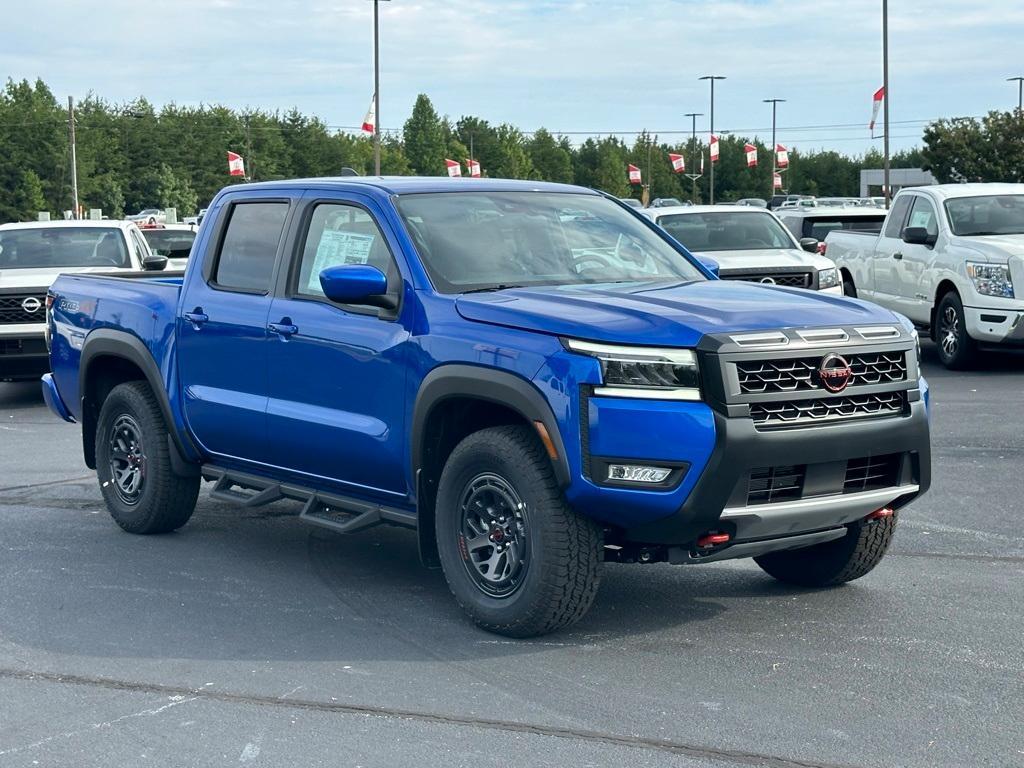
[79,329,199,476]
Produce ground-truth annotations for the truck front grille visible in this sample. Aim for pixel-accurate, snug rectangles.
[720,271,812,288]
[747,464,806,505]
[0,294,47,325]
[750,391,907,429]
[737,351,907,394]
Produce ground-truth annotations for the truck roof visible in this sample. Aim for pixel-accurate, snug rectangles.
[907,183,1024,201]
[0,219,138,232]
[645,205,770,217]
[236,177,597,196]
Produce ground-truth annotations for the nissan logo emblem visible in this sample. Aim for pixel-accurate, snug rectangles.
[817,353,853,393]
[21,297,42,314]
[759,277,776,285]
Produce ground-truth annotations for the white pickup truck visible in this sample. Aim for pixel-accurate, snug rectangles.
[824,184,1024,368]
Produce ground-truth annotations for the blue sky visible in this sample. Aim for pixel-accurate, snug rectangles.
[4,0,1022,156]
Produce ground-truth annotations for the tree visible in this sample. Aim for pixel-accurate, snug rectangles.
[403,94,446,175]
[922,112,1024,183]
[6,169,47,220]
[529,128,573,183]
[493,124,535,179]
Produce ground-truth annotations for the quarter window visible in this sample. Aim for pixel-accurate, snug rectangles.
[213,202,289,291]
[296,204,395,299]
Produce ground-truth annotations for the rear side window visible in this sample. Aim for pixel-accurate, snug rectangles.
[214,202,289,291]
[883,197,913,239]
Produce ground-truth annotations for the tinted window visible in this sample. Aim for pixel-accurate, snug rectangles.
[906,197,938,237]
[143,229,197,259]
[944,194,1024,236]
[0,227,129,269]
[214,203,288,291]
[883,196,913,239]
[656,211,793,252]
[296,204,396,299]
[395,192,705,294]
[803,215,886,240]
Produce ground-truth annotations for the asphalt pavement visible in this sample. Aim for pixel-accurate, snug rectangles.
[1,343,1022,768]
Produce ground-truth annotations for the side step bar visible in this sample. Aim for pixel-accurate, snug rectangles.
[202,466,417,535]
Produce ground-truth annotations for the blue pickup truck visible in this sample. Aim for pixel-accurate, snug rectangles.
[42,177,931,636]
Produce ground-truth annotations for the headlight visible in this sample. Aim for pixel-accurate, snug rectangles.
[563,339,700,400]
[966,262,1014,298]
[818,268,840,290]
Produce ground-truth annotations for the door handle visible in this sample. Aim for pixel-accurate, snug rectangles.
[892,252,904,260]
[183,309,208,328]
[268,321,298,338]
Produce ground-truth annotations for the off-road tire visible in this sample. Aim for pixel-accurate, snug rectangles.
[935,291,977,370]
[435,425,602,637]
[95,381,200,534]
[754,514,898,587]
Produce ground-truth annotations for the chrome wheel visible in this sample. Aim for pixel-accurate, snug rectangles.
[458,473,530,598]
[108,414,146,506]
[940,304,960,359]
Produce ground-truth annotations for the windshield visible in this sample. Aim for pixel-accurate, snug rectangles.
[142,228,196,259]
[394,192,706,293]
[656,211,795,253]
[945,195,1024,236]
[0,227,130,269]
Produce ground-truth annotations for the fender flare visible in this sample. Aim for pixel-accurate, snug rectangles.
[411,364,571,489]
[79,329,199,475]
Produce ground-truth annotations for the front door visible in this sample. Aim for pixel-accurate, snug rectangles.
[870,194,913,304]
[264,194,411,499]
[176,198,292,464]
[895,195,941,323]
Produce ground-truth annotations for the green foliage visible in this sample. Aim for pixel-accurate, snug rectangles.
[403,94,446,175]
[922,112,1024,183]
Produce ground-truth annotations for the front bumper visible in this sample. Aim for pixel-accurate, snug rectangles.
[964,305,1024,345]
[0,330,49,381]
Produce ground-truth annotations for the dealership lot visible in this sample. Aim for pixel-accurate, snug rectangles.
[0,346,1021,768]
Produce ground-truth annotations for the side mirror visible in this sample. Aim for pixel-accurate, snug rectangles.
[798,237,819,253]
[697,256,720,277]
[319,264,397,309]
[903,226,936,247]
[141,253,168,271]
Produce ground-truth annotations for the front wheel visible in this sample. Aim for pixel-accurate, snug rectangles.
[435,426,602,637]
[935,291,977,369]
[754,514,897,587]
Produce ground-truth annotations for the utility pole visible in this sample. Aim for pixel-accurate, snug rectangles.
[683,112,703,203]
[645,133,653,207]
[244,114,254,182]
[1008,76,1024,113]
[699,76,726,204]
[763,98,785,199]
[68,96,79,219]
[372,0,391,176]
[882,0,891,208]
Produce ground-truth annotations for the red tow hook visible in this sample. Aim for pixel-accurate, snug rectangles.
[696,532,731,548]
[865,507,895,522]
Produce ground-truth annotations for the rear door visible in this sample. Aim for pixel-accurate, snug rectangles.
[263,191,412,498]
[870,195,913,304]
[176,195,294,464]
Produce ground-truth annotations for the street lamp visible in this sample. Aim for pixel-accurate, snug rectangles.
[763,98,785,199]
[1008,76,1024,113]
[371,0,391,176]
[683,112,703,203]
[698,75,726,204]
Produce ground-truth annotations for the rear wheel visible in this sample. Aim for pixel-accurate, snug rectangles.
[935,291,977,369]
[755,514,897,587]
[435,425,602,637]
[842,274,857,297]
[95,381,200,534]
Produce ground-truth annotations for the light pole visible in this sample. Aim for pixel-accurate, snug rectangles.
[683,112,703,203]
[763,98,785,199]
[67,96,79,219]
[699,75,726,203]
[371,0,391,176]
[1008,76,1024,113]
[882,0,891,208]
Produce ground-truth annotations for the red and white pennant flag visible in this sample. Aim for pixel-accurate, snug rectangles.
[445,159,462,177]
[361,96,376,135]
[627,164,642,184]
[709,135,720,163]
[869,86,885,133]
[466,159,481,178]
[775,143,789,168]
[227,151,245,177]
[773,173,783,189]
[669,153,685,173]
[744,143,758,168]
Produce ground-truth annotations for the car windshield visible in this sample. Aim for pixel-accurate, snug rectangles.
[0,227,130,269]
[394,192,706,293]
[656,211,795,253]
[945,195,1024,236]
[142,229,196,259]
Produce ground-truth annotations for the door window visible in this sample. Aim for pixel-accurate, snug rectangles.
[882,197,913,239]
[906,197,938,238]
[213,202,289,292]
[295,204,396,299]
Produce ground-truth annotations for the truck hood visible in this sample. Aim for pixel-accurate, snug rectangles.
[455,280,898,346]
[950,234,1024,263]
[692,248,831,272]
[0,266,130,291]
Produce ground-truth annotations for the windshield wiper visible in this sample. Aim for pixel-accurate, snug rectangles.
[461,284,530,294]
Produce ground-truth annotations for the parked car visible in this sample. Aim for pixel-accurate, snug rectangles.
[649,197,684,208]
[43,177,930,636]
[183,208,208,226]
[816,197,862,207]
[619,198,644,210]
[769,194,815,210]
[775,207,887,248]
[126,208,167,226]
[140,223,198,268]
[644,205,843,293]
[0,220,168,381]
[824,183,1024,368]
[736,198,768,208]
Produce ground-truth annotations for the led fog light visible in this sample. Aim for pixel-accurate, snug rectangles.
[607,464,672,484]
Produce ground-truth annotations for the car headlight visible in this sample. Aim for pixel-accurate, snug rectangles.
[563,339,701,400]
[966,262,1014,298]
[818,267,840,290]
